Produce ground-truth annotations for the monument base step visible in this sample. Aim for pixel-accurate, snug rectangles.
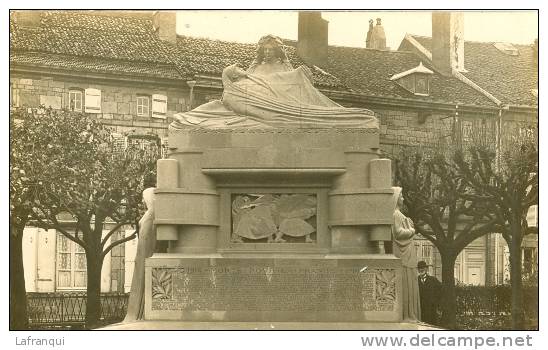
[99,320,442,330]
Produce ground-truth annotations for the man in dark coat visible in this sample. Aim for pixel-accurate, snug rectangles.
[417,260,442,325]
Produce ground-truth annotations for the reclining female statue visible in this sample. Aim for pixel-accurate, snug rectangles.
[171,35,378,130]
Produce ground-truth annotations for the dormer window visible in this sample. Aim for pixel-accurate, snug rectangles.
[390,62,434,96]
[494,42,519,56]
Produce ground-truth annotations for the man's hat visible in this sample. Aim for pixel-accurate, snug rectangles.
[417,261,428,269]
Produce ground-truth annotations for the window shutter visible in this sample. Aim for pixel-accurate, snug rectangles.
[151,94,167,119]
[84,88,102,113]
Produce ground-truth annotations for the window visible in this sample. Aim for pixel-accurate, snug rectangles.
[69,90,83,112]
[415,240,433,264]
[137,96,150,117]
[460,119,474,143]
[56,233,87,289]
[127,134,161,154]
[111,133,128,153]
[522,247,537,279]
[161,137,169,158]
[110,230,126,292]
[390,62,433,96]
[10,83,19,107]
[415,75,429,95]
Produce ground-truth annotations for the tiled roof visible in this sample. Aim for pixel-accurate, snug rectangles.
[323,45,496,106]
[10,11,186,80]
[172,36,346,88]
[10,11,343,88]
[11,11,172,65]
[10,11,499,107]
[278,39,495,107]
[10,52,182,80]
[403,35,538,107]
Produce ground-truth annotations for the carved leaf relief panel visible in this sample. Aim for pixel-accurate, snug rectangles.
[231,193,317,243]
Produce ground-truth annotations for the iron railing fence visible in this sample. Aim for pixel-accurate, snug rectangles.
[27,292,128,329]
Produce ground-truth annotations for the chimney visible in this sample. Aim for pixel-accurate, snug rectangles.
[533,38,538,65]
[297,11,328,67]
[365,19,373,48]
[366,18,386,50]
[12,10,41,28]
[432,12,465,76]
[152,11,177,44]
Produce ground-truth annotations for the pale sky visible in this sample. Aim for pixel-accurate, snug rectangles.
[176,11,538,49]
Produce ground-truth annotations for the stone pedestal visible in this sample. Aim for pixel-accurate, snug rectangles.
[147,127,400,324]
[145,254,401,322]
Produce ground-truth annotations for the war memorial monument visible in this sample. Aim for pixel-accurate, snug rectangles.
[114,35,432,329]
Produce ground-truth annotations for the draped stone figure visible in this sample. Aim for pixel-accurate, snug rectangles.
[170,35,378,130]
[124,187,156,322]
[391,187,421,322]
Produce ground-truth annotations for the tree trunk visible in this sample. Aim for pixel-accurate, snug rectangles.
[509,218,524,329]
[440,251,457,329]
[85,251,103,329]
[10,225,28,330]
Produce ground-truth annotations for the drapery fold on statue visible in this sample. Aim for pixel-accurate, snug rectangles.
[170,65,378,130]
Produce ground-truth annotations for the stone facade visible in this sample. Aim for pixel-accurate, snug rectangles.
[10,74,189,137]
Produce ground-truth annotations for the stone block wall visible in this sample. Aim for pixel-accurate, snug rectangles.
[10,75,189,138]
[371,108,453,156]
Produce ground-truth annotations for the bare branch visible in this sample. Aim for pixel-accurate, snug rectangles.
[101,221,130,247]
[454,218,500,252]
[101,230,138,259]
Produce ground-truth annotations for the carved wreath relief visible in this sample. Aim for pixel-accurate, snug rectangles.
[375,269,396,304]
[231,194,317,243]
[151,268,173,300]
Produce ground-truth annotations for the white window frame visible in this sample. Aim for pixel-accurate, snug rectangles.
[137,95,150,117]
[56,233,87,290]
[68,90,83,112]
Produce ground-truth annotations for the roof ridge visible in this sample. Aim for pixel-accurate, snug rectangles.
[407,33,533,47]
[44,10,152,21]
[176,34,257,47]
[178,34,419,55]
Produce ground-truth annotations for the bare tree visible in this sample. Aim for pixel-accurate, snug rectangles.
[454,125,538,329]
[394,145,497,328]
[13,107,158,328]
